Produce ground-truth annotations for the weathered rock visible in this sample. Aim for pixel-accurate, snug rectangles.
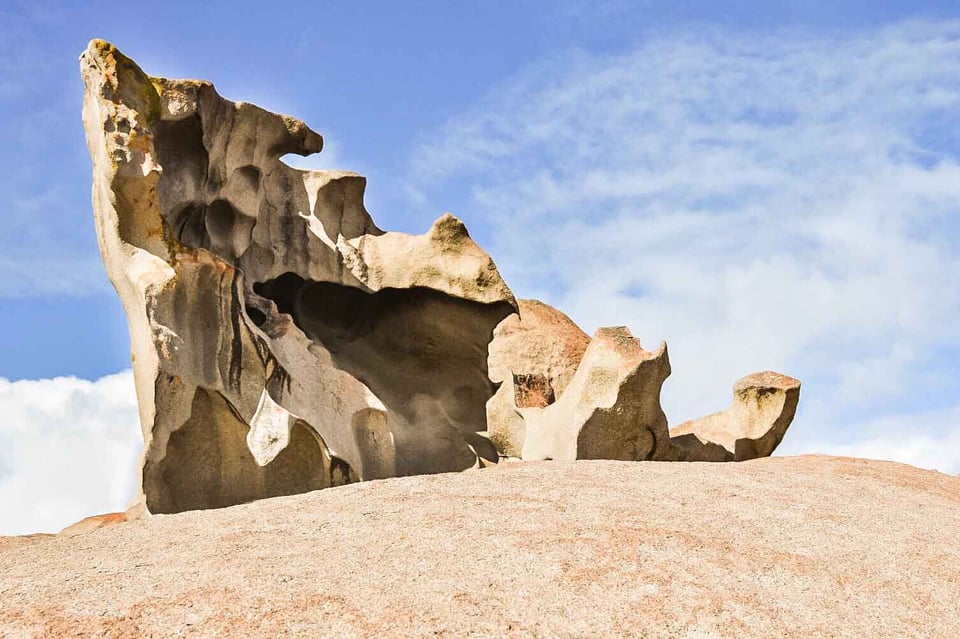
[485,380,528,459]
[81,40,515,514]
[486,299,590,456]
[521,327,673,461]
[5,457,958,638]
[81,39,804,517]
[59,504,145,537]
[487,299,591,396]
[485,302,801,463]
[669,371,801,461]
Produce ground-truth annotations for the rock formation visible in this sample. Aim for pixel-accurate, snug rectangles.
[520,327,673,461]
[81,40,515,514]
[669,371,801,462]
[486,299,591,457]
[81,40,802,516]
[485,301,801,463]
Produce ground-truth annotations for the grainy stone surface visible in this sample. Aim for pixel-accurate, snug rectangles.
[3,456,958,638]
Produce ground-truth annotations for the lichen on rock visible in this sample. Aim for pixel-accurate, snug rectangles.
[668,371,802,462]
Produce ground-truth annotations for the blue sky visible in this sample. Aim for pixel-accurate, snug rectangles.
[2,0,960,533]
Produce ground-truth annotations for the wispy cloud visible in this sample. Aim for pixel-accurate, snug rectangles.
[0,257,112,298]
[0,3,113,300]
[0,371,140,535]
[409,19,960,466]
[781,402,960,474]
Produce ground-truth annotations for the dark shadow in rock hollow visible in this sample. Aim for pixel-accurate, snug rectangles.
[146,387,351,514]
[254,274,513,475]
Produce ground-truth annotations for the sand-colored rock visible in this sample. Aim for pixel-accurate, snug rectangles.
[670,371,801,461]
[59,509,138,537]
[81,38,805,520]
[487,299,591,396]
[522,327,673,461]
[2,456,958,638]
[486,299,591,456]
[485,301,802,464]
[80,40,515,513]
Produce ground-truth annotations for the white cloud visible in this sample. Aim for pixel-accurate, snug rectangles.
[409,20,960,468]
[0,370,141,535]
[778,402,960,475]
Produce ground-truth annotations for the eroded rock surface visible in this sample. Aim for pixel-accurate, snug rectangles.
[81,40,515,514]
[486,299,591,457]
[82,40,802,516]
[486,302,802,464]
[521,327,673,461]
[669,371,802,462]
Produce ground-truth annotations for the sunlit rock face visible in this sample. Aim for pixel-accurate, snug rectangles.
[485,302,802,464]
[81,40,800,516]
[81,40,516,513]
[486,299,591,458]
[668,372,802,462]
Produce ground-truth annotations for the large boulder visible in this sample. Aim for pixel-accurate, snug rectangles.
[487,299,591,396]
[81,40,516,514]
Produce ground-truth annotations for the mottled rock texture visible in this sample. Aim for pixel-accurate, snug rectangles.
[3,457,959,638]
[81,39,515,514]
[670,372,801,462]
[82,40,802,516]
[486,299,591,457]
[521,326,673,462]
[486,300,802,464]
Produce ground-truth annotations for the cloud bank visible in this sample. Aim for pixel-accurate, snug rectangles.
[410,20,960,470]
[0,371,140,535]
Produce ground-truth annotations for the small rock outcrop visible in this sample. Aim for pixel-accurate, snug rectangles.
[486,299,591,457]
[485,302,801,463]
[521,327,673,461]
[669,372,802,461]
[81,40,802,516]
